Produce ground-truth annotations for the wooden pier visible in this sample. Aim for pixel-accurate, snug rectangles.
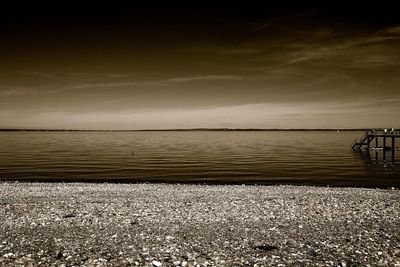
[352,129,400,161]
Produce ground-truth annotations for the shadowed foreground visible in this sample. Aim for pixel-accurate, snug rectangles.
[0,183,399,266]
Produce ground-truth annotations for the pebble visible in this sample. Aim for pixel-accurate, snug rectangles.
[151,260,162,267]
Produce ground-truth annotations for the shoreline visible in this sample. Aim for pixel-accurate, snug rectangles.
[1,180,399,189]
[1,182,399,266]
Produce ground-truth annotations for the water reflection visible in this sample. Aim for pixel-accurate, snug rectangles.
[354,148,399,180]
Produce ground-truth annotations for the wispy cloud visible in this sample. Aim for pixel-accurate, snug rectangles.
[241,24,400,75]
[167,75,244,83]
[193,46,264,55]
[376,25,400,36]
[0,73,247,97]
[0,84,67,96]
[19,71,139,79]
[0,88,30,97]
[67,75,244,89]
[71,81,165,89]
[0,85,50,96]
[3,97,400,129]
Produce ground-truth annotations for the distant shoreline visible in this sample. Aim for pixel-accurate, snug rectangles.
[0,128,369,132]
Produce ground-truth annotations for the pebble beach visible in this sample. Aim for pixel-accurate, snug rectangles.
[0,182,399,266]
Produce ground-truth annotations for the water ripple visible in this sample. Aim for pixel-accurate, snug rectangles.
[0,131,399,186]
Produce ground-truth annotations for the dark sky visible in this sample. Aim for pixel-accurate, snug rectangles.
[1,2,399,129]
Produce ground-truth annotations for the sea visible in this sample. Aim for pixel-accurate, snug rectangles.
[0,131,399,187]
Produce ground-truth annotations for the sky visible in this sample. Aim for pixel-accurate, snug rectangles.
[0,2,399,129]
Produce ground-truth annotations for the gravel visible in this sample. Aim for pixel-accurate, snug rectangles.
[0,182,399,266]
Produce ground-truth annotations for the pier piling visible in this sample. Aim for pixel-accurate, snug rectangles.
[383,136,386,161]
[393,136,396,161]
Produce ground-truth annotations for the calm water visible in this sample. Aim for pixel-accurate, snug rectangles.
[0,131,399,187]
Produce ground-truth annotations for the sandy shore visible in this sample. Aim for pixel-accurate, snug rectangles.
[0,183,399,266]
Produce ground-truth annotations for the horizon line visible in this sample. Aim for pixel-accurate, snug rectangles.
[0,128,379,132]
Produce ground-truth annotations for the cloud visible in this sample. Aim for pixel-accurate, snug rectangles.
[192,46,264,55]
[2,98,400,129]
[377,25,400,35]
[23,71,139,79]
[167,75,244,83]
[62,75,245,90]
[71,81,164,89]
[0,87,30,97]
[0,85,54,96]
[0,84,69,97]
